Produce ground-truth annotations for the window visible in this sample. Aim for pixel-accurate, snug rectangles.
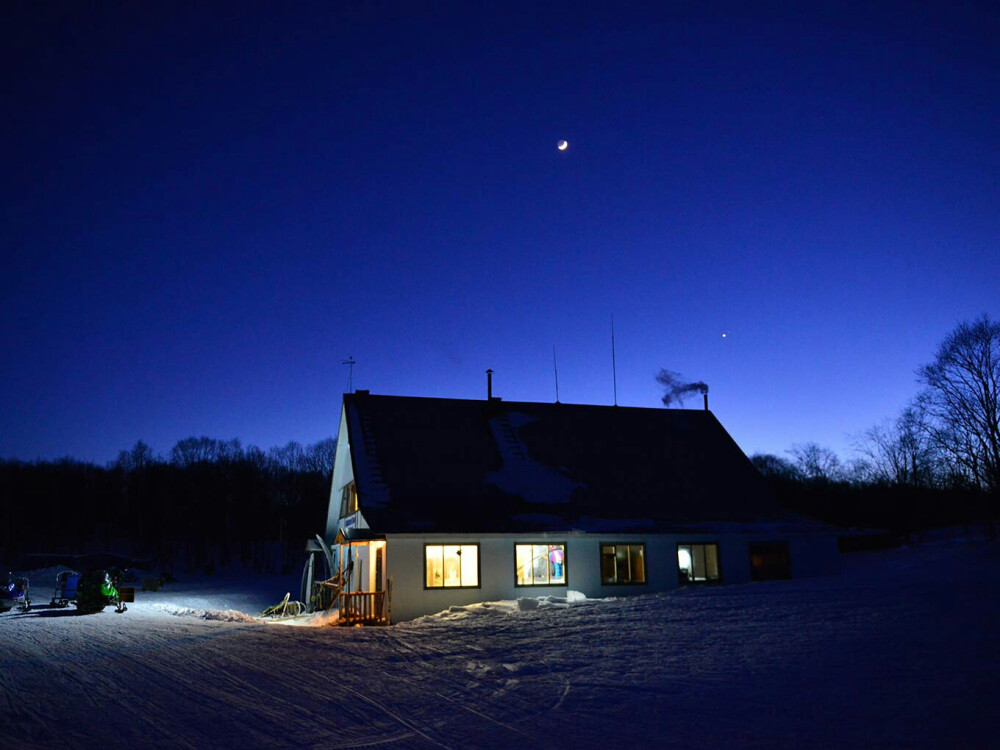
[515,543,567,586]
[749,541,791,581]
[425,544,479,588]
[677,543,721,583]
[601,543,647,585]
[339,482,358,519]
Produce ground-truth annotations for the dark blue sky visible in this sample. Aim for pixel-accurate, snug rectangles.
[3,1,997,464]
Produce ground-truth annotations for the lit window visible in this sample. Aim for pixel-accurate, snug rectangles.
[677,543,720,583]
[425,544,479,588]
[515,543,567,586]
[339,483,358,518]
[601,543,647,585]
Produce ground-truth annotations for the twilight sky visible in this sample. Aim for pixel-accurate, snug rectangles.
[3,1,998,465]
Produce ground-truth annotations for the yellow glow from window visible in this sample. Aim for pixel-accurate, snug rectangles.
[678,544,719,582]
[461,546,478,586]
[678,547,692,573]
[630,547,646,583]
[426,545,443,587]
[442,545,462,587]
[515,543,566,585]
[516,545,532,585]
[426,544,477,587]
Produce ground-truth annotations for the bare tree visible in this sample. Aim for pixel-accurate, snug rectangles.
[750,453,802,481]
[304,438,337,477]
[788,442,844,483]
[111,440,159,543]
[917,315,1000,493]
[170,437,224,467]
[217,438,244,463]
[112,440,158,472]
[854,400,942,488]
[269,441,306,473]
[243,445,268,470]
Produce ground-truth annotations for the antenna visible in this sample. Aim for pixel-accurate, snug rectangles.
[611,315,618,406]
[342,356,356,394]
[552,345,560,403]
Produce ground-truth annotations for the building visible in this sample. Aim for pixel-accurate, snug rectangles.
[306,391,839,624]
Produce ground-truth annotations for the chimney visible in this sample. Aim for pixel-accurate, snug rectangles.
[703,391,709,411]
[486,369,493,400]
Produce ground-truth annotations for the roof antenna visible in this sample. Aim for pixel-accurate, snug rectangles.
[611,315,618,406]
[342,356,356,394]
[552,345,560,403]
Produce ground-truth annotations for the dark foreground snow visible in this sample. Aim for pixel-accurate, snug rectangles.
[2,535,997,748]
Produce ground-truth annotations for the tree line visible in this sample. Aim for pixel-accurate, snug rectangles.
[5,316,996,570]
[0,437,336,572]
[746,315,999,535]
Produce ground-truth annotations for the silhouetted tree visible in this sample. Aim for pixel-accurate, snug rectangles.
[111,440,160,544]
[788,442,844,483]
[750,453,802,481]
[112,440,158,472]
[269,441,306,473]
[170,437,226,467]
[917,315,1000,493]
[304,438,337,477]
[854,401,942,488]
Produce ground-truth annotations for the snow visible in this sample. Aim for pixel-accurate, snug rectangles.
[2,533,997,747]
[485,414,584,505]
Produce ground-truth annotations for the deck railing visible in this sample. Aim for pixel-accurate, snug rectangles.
[338,591,387,625]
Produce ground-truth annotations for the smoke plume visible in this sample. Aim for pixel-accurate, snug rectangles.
[656,369,708,407]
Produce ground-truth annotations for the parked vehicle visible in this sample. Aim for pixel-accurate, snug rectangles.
[48,567,133,614]
[1,574,30,613]
[75,569,130,614]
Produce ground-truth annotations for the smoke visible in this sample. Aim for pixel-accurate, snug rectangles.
[656,369,708,407]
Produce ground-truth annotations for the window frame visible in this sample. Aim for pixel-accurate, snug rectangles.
[423,543,481,590]
[599,542,648,586]
[676,542,722,584]
[339,482,358,519]
[749,540,792,581]
[513,542,569,588]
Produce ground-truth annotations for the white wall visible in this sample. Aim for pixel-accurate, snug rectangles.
[382,531,841,622]
[324,407,353,540]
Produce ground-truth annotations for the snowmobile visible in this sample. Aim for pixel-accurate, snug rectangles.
[1,574,30,613]
[75,569,129,614]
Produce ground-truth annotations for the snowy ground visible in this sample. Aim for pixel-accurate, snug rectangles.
[2,534,998,748]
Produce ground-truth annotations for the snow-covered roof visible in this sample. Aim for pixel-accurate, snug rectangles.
[341,393,783,534]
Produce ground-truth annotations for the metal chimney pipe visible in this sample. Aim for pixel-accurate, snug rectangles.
[703,391,709,411]
[486,369,493,400]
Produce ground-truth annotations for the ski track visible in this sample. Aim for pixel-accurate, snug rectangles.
[1,540,998,748]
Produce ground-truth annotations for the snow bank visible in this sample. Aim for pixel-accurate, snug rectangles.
[261,609,341,627]
[410,590,596,621]
[517,589,590,611]
[151,603,259,622]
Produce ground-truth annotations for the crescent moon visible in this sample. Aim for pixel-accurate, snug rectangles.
[557,140,568,151]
